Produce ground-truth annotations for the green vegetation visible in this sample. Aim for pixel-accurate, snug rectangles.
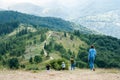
[0,11,73,32]
[0,22,19,36]
[74,30,120,68]
[34,55,42,63]
[0,25,120,70]
[48,59,69,70]
[0,11,120,70]
[8,58,19,69]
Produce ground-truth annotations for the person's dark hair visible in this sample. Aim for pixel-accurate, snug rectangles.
[91,45,94,48]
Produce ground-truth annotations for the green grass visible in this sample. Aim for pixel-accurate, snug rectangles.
[23,31,88,62]
[49,51,62,59]
[54,32,88,54]
[3,30,89,71]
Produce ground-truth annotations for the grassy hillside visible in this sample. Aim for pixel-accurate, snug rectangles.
[0,11,120,70]
[0,24,76,69]
[0,23,120,70]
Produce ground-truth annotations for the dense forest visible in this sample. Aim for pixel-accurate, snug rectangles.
[0,11,73,31]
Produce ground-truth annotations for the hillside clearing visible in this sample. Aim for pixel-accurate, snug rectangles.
[0,69,120,80]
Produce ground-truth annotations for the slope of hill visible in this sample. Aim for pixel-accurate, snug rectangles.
[0,11,73,32]
[0,24,88,69]
[0,23,120,70]
[0,11,120,70]
[0,10,95,35]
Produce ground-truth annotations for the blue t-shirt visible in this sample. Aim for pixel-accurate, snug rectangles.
[88,48,96,58]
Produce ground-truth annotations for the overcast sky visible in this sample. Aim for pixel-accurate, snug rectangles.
[0,0,120,10]
[0,0,120,19]
[0,0,95,9]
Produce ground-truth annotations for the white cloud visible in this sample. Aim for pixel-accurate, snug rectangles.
[115,22,120,26]
[0,0,120,19]
[0,0,120,9]
[42,8,50,14]
[0,0,90,9]
[0,0,36,9]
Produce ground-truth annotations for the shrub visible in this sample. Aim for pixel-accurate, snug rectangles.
[29,57,33,64]
[76,60,88,68]
[34,55,42,63]
[49,59,69,70]
[26,66,39,70]
[20,64,26,68]
[8,58,19,69]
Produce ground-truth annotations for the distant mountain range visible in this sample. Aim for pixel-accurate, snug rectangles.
[1,9,120,38]
[72,10,120,39]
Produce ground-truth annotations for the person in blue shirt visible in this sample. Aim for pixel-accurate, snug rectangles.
[88,45,96,71]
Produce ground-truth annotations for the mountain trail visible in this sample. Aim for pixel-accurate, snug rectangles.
[42,31,53,59]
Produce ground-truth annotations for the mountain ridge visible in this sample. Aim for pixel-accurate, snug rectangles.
[0,10,95,34]
[0,10,73,32]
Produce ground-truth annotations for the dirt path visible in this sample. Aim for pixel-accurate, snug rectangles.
[42,31,52,56]
[0,69,120,80]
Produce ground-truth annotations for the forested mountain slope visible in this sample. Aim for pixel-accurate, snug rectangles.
[0,24,120,69]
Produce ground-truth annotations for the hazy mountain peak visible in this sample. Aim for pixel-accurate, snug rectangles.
[72,10,120,39]
[78,10,120,22]
[9,2,43,16]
